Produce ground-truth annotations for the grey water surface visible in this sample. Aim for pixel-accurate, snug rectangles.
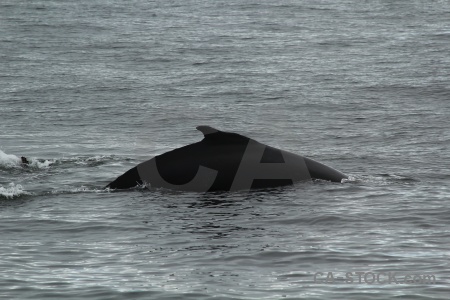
[1,0,450,299]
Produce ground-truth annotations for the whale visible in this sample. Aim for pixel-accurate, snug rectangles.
[105,126,347,192]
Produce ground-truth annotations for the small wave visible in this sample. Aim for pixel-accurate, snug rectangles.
[380,173,418,182]
[0,183,31,199]
[71,155,116,166]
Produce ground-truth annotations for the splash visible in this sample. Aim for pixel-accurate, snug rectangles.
[0,150,21,168]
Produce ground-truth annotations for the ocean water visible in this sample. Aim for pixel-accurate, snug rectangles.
[1,0,450,299]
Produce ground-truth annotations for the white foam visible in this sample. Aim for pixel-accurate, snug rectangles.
[0,183,31,199]
[342,175,357,183]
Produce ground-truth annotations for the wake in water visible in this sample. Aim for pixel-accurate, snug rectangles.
[0,150,126,199]
[0,150,121,171]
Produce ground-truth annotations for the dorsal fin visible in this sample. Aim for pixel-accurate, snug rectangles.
[196,125,219,136]
[196,126,250,144]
